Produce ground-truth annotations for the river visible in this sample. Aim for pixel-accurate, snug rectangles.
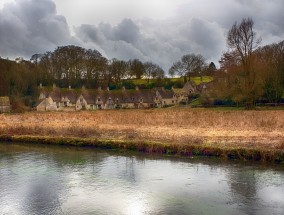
[0,142,284,215]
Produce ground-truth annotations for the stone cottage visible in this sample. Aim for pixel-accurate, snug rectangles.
[0,96,11,113]
[36,85,178,111]
[155,88,176,107]
[37,86,79,111]
[172,80,213,104]
[172,81,197,104]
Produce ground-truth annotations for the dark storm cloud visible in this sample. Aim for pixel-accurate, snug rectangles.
[0,0,72,58]
[75,24,101,43]
[75,20,146,60]
[75,17,226,70]
[233,0,284,35]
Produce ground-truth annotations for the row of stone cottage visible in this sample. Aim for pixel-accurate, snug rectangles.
[36,81,208,111]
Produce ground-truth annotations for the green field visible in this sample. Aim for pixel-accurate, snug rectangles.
[128,76,213,86]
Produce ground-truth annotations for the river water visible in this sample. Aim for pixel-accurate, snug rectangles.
[0,143,284,215]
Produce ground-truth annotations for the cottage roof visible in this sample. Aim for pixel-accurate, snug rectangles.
[183,80,197,91]
[37,87,167,106]
[48,88,61,102]
[94,90,109,103]
[108,90,125,102]
[80,90,95,104]
[35,98,45,106]
[61,89,78,103]
[39,87,79,103]
[155,88,174,99]
[137,89,156,103]
[172,88,185,94]
[0,97,10,106]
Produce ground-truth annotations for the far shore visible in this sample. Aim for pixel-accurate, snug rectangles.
[0,108,283,163]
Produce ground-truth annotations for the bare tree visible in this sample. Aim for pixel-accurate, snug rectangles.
[227,17,262,108]
[108,59,129,84]
[169,54,207,82]
[128,59,145,79]
[144,62,164,83]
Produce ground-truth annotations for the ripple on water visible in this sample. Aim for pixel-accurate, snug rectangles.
[0,143,284,215]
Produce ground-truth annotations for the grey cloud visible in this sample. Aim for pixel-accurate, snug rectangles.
[75,17,225,71]
[92,19,140,44]
[75,21,147,60]
[75,24,101,43]
[0,0,71,58]
[113,19,140,43]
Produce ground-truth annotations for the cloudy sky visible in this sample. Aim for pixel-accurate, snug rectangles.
[0,0,283,71]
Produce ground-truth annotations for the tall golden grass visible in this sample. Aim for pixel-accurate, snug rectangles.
[0,109,283,151]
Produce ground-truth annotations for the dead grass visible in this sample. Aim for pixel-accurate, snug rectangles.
[0,109,283,152]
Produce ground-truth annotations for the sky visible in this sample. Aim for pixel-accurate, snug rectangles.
[0,0,283,71]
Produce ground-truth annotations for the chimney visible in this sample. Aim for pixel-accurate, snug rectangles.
[135,86,139,91]
[39,83,42,88]
[69,85,71,90]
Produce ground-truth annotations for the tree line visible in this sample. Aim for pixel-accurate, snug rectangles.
[30,46,165,89]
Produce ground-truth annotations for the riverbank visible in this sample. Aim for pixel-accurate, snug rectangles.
[0,109,283,162]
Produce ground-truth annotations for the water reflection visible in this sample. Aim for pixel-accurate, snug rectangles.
[0,143,284,215]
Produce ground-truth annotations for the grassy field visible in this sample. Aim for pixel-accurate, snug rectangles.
[0,108,283,162]
[130,76,213,85]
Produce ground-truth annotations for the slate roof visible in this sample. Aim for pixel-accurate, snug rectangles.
[38,87,173,105]
[155,88,174,99]
[48,88,61,102]
[138,89,156,103]
[39,88,79,103]
[80,90,95,104]
[61,90,78,103]
[182,80,197,92]
[172,88,185,94]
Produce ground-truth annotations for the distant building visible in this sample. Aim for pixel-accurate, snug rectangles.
[155,87,176,107]
[172,80,214,104]
[36,85,176,111]
[36,81,214,111]
[0,97,11,113]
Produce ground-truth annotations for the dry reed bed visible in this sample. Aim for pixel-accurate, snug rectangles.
[0,109,284,150]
